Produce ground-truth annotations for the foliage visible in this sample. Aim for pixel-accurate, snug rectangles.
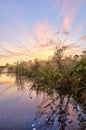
[8,45,86,111]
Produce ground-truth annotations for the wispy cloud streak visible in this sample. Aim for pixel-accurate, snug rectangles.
[55,0,82,33]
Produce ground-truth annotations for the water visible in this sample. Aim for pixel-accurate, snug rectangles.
[0,74,86,130]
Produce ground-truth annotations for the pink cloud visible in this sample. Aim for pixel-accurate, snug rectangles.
[80,35,86,42]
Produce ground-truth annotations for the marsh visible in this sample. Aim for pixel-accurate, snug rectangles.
[0,74,86,130]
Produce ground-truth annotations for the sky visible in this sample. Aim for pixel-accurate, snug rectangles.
[0,0,86,65]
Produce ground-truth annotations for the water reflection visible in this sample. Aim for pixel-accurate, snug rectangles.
[15,76,27,91]
[0,74,86,130]
[37,94,85,130]
[0,74,40,130]
[30,85,86,130]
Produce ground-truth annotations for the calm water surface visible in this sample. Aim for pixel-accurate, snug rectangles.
[0,74,86,130]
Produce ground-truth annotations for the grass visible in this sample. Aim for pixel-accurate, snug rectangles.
[8,44,86,111]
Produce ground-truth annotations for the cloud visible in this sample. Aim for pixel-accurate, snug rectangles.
[55,0,82,33]
[27,22,55,50]
[34,22,54,45]
[0,0,85,65]
[79,35,86,42]
[62,31,70,35]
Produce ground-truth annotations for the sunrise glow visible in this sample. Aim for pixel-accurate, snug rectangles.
[0,0,86,65]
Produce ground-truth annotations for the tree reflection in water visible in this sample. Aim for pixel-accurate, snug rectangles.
[15,76,25,91]
[30,85,86,130]
[16,77,86,130]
